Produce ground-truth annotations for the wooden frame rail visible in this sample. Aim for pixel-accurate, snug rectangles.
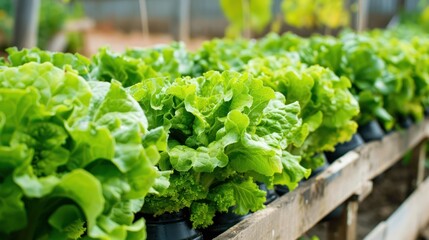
[215,119,429,240]
[364,177,429,240]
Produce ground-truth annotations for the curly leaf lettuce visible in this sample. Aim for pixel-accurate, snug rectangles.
[6,47,92,79]
[131,70,308,228]
[0,62,161,239]
[247,56,359,169]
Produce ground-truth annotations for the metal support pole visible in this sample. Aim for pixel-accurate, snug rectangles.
[356,0,368,32]
[178,0,190,42]
[242,0,251,38]
[13,0,41,48]
[139,0,150,40]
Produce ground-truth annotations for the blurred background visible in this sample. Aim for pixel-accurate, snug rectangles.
[1,0,428,56]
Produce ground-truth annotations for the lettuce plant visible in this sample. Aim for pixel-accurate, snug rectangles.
[6,47,92,79]
[246,56,359,169]
[0,62,163,239]
[193,38,259,75]
[129,70,310,228]
[367,32,426,122]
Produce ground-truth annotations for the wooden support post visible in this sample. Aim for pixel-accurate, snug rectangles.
[327,198,359,240]
[398,0,406,11]
[327,181,371,240]
[407,140,426,194]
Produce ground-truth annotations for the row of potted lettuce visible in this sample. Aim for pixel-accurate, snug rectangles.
[1,28,428,240]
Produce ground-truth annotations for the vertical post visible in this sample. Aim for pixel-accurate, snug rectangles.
[139,0,150,41]
[328,199,359,240]
[13,0,41,48]
[242,0,251,38]
[407,140,426,194]
[175,0,191,42]
[398,0,406,11]
[356,0,368,32]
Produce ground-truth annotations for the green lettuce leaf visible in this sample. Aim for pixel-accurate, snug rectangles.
[0,62,160,240]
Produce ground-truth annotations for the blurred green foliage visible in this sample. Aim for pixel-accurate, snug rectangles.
[282,0,350,29]
[220,0,273,38]
[219,0,350,38]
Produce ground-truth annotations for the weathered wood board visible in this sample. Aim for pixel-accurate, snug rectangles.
[215,120,429,240]
[364,177,429,240]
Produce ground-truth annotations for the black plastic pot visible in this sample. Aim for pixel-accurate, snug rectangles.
[358,120,385,142]
[321,204,345,222]
[144,211,203,240]
[424,107,429,117]
[201,207,251,239]
[258,182,279,205]
[373,173,385,184]
[274,184,290,196]
[309,158,329,178]
[275,154,329,195]
[325,133,364,163]
[397,115,414,129]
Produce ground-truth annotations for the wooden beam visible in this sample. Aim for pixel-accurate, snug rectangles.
[354,180,373,202]
[360,121,428,180]
[364,222,386,240]
[215,151,363,240]
[215,120,429,240]
[364,176,429,240]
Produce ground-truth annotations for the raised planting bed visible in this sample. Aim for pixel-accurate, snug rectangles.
[215,119,429,240]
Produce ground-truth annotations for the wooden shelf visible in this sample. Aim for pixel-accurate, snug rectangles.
[364,177,429,240]
[215,119,429,240]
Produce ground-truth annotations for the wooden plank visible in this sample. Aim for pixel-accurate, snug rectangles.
[355,181,373,202]
[364,222,386,240]
[218,152,364,240]
[215,151,362,240]
[360,120,429,180]
[364,177,429,240]
[384,177,429,240]
[215,120,429,240]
